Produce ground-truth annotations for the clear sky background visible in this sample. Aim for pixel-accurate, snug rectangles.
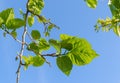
[0,0,120,83]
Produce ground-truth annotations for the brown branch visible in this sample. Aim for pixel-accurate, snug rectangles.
[42,53,60,57]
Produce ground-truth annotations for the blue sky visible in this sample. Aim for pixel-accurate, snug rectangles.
[0,0,120,83]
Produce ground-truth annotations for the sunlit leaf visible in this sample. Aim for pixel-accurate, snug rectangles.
[60,40,73,51]
[28,15,34,27]
[108,0,120,18]
[60,34,98,66]
[85,0,97,8]
[6,18,25,29]
[22,56,33,70]
[31,30,41,40]
[60,34,72,40]
[44,32,50,37]
[22,55,45,70]
[28,0,44,15]
[27,42,39,52]
[39,38,50,52]
[60,34,73,50]
[48,24,55,31]
[0,8,14,24]
[0,17,3,27]
[56,56,73,76]
[49,39,61,54]
[68,39,98,66]
[11,31,17,38]
[32,56,45,67]
[113,26,120,36]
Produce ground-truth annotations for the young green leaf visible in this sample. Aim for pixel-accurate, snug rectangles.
[27,42,40,53]
[85,0,98,8]
[0,8,14,24]
[44,32,50,37]
[32,56,45,67]
[6,18,25,29]
[28,15,34,27]
[22,55,44,70]
[113,26,120,36]
[60,34,98,65]
[0,17,3,27]
[60,40,73,51]
[56,56,73,76]
[28,0,44,15]
[108,0,120,18]
[67,39,98,66]
[49,39,61,54]
[39,38,50,52]
[60,34,73,50]
[60,34,72,40]
[11,31,17,38]
[22,56,33,70]
[48,24,54,31]
[31,30,41,40]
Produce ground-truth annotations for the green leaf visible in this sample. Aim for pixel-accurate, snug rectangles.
[57,56,73,76]
[27,42,40,53]
[49,39,61,54]
[11,31,17,38]
[31,30,41,40]
[60,34,73,50]
[0,17,3,27]
[28,0,44,15]
[60,34,98,66]
[67,39,98,66]
[44,31,50,37]
[22,56,33,70]
[6,18,25,29]
[22,55,45,70]
[60,40,73,51]
[85,0,97,8]
[60,34,72,40]
[39,38,50,52]
[32,56,45,67]
[28,15,34,27]
[108,0,120,18]
[48,24,54,30]
[113,26,120,36]
[0,8,14,24]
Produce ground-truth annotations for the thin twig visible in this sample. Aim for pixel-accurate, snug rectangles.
[42,53,59,57]
[26,31,35,42]
[16,0,29,83]
[3,29,23,44]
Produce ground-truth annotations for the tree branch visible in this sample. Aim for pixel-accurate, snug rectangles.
[16,0,29,83]
[2,29,23,44]
[42,53,60,57]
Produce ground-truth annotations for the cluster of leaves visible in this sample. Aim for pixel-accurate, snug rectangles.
[95,17,120,36]
[0,8,25,38]
[23,34,98,76]
[95,0,120,37]
[0,0,99,81]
